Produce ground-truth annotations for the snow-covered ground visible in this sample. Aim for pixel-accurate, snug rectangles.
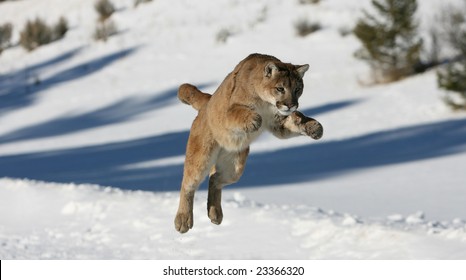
[2,178,466,259]
[1,0,466,259]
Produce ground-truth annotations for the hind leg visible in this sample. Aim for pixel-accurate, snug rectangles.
[175,117,218,233]
[207,147,249,225]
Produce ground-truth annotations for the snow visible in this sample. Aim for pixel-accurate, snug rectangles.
[1,177,466,259]
[1,0,466,259]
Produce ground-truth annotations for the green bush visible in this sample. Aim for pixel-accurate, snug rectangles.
[94,0,117,42]
[95,0,115,22]
[20,18,53,51]
[436,3,466,110]
[294,18,321,37]
[94,20,117,42]
[54,17,69,40]
[438,63,466,110]
[353,0,423,83]
[215,28,234,44]
[19,17,69,51]
[0,23,12,54]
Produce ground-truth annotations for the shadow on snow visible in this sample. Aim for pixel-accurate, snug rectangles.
[0,47,138,116]
[1,101,466,192]
[0,130,189,191]
[241,118,466,187]
[0,86,182,144]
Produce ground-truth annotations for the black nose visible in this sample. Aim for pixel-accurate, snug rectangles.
[288,102,298,109]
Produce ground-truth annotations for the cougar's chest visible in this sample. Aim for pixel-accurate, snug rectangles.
[227,104,275,149]
[256,103,278,128]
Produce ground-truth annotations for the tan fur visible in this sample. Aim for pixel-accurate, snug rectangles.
[178,83,211,111]
[174,53,323,233]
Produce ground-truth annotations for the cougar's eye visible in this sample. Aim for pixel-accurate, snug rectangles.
[276,87,285,93]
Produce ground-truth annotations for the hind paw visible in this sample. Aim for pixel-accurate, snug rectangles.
[174,211,193,234]
[208,205,223,225]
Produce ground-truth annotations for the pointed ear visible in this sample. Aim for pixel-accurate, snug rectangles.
[295,64,310,78]
[264,62,279,78]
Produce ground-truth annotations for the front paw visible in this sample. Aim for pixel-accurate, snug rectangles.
[303,120,323,140]
[290,112,323,139]
[244,113,262,132]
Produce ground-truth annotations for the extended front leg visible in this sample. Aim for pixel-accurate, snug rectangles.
[270,111,323,139]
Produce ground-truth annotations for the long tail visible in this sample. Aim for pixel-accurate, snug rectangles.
[177,83,212,111]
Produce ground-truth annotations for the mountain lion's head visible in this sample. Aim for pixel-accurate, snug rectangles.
[258,62,309,116]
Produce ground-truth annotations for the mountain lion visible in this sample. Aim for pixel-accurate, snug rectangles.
[174,53,323,233]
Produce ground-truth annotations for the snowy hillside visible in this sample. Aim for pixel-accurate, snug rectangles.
[1,0,466,259]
